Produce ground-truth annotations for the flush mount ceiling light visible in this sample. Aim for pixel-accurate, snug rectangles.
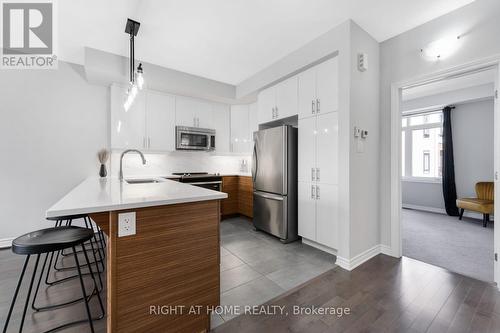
[421,35,461,61]
[124,18,145,111]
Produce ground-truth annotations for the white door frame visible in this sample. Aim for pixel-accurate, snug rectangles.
[389,54,500,285]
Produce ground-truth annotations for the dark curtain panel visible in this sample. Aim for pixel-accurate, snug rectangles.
[442,106,459,216]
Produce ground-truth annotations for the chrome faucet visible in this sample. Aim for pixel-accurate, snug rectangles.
[119,149,147,181]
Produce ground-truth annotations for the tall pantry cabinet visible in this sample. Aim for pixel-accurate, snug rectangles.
[297,56,339,250]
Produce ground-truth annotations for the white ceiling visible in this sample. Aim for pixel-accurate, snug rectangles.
[59,0,476,85]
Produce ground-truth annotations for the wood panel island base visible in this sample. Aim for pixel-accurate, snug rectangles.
[46,177,227,333]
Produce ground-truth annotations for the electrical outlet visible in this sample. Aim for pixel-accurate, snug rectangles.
[118,212,136,237]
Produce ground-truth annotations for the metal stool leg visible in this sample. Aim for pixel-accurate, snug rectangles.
[82,243,105,318]
[2,255,30,333]
[73,246,95,333]
[19,254,41,332]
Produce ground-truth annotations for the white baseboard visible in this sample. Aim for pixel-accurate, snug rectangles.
[402,204,493,221]
[336,244,382,271]
[0,238,13,248]
[302,238,337,256]
[380,244,394,256]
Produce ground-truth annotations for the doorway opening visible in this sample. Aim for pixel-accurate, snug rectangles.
[390,61,500,285]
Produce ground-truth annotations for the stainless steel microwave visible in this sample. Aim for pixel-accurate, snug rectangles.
[176,126,216,151]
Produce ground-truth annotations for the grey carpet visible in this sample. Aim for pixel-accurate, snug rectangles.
[402,208,494,282]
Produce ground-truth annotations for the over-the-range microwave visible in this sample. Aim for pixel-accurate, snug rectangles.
[176,126,216,151]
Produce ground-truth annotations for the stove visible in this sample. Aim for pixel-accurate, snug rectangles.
[172,172,222,191]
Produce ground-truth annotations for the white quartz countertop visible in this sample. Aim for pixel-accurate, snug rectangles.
[46,177,227,218]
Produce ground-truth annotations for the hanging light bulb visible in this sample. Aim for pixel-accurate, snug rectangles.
[136,63,144,90]
[124,82,138,112]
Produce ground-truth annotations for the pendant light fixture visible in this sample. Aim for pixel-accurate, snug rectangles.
[124,18,144,111]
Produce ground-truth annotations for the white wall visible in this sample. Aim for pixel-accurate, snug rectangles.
[0,62,108,242]
[402,99,494,211]
[380,0,500,247]
[349,22,381,258]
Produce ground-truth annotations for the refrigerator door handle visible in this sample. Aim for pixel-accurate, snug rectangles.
[252,144,258,183]
[254,191,284,201]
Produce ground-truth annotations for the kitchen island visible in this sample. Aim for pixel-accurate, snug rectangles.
[47,177,227,333]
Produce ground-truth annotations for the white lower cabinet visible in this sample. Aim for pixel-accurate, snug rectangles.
[315,183,338,249]
[298,182,338,250]
[298,182,316,241]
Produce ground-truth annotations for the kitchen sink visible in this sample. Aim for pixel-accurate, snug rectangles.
[125,179,164,184]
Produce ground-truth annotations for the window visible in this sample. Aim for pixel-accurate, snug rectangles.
[423,151,430,173]
[402,112,443,181]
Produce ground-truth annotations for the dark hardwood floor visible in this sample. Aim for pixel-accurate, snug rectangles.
[1,248,499,333]
[213,255,500,333]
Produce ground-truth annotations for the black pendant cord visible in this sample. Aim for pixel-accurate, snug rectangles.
[129,33,134,84]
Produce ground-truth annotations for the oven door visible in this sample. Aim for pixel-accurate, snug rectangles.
[176,128,210,150]
[188,181,222,191]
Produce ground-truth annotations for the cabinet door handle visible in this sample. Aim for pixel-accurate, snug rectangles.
[316,168,320,181]
[143,137,146,148]
[316,185,320,200]
[311,168,316,181]
[316,99,320,113]
[312,100,315,114]
[311,185,316,199]
[148,137,151,149]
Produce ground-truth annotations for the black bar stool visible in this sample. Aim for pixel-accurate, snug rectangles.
[3,226,105,333]
[47,215,106,271]
[42,215,105,290]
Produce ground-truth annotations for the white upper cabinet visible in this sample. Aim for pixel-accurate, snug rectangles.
[257,87,275,124]
[146,91,175,151]
[298,67,317,119]
[230,104,252,153]
[212,103,231,153]
[111,85,146,150]
[275,77,298,119]
[298,56,339,119]
[175,96,213,128]
[175,97,196,127]
[316,57,339,115]
[248,102,258,138]
[111,85,176,151]
[257,76,298,124]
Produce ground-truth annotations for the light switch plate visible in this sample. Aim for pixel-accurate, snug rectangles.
[118,212,136,237]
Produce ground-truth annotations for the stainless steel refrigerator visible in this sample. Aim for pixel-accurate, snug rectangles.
[252,125,298,243]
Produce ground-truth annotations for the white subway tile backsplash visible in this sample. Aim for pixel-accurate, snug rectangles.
[110,152,251,177]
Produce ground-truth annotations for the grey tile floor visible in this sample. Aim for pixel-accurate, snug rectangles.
[211,217,337,328]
